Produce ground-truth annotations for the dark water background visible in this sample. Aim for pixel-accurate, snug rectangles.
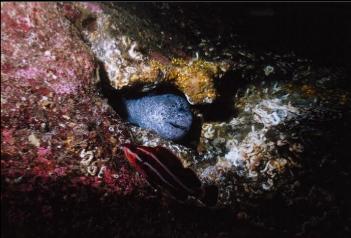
[180,3,351,69]
[121,2,351,83]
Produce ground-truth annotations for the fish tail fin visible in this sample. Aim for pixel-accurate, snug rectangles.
[199,185,218,207]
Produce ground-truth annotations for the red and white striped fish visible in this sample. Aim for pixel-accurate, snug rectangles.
[122,143,218,206]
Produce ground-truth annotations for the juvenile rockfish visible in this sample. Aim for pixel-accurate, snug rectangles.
[122,144,218,206]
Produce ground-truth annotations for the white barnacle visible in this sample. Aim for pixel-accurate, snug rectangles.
[277,139,288,147]
[44,50,51,57]
[121,35,129,46]
[244,105,251,112]
[97,165,106,178]
[87,161,98,176]
[203,124,215,139]
[272,82,280,92]
[28,133,41,147]
[247,170,258,178]
[203,96,214,104]
[128,42,143,61]
[252,98,300,127]
[245,88,250,96]
[184,94,195,105]
[80,149,94,166]
[264,65,274,76]
[270,111,281,125]
[262,178,274,190]
[261,160,274,173]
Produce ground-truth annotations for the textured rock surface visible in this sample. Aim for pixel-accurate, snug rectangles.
[0,3,275,238]
[0,2,149,236]
[0,2,145,191]
[124,94,193,141]
[195,77,351,227]
[2,2,351,238]
[66,2,230,105]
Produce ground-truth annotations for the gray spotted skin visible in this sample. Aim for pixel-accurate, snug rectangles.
[123,94,193,141]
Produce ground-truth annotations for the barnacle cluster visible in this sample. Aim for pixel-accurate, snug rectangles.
[79,149,109,177]
[195,77,350,206]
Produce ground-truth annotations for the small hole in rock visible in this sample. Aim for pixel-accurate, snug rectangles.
[82,16,97,32]
[97,61,240,149]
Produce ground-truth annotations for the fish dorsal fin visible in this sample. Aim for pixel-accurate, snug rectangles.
[138,146,184,170]
[150,146,202,190]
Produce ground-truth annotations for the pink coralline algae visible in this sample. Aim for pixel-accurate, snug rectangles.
[1,2,149,228]
[14,67,43,81]
[2,129,15,145]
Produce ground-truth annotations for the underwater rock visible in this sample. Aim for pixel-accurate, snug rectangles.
[123,94,193,141]
[121,39,351,234]
[64,2,230,104]
[2,2,351,237]
[1,2,148,227]
[195,75,350,229]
